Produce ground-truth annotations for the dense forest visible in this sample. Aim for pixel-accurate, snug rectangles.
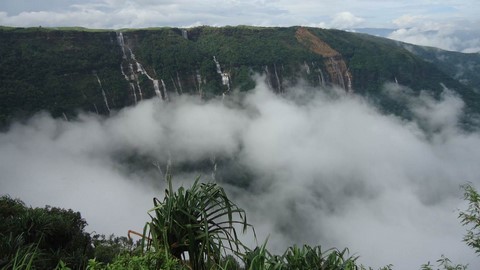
[1,26,479,129]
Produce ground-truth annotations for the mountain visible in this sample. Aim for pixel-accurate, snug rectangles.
[0,25,478,128]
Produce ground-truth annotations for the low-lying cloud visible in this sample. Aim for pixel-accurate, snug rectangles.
[1,79,480,269]
[388,16,480,53]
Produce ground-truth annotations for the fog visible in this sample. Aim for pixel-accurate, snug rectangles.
[1,78,480,269]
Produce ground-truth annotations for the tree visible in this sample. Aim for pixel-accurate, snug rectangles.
[459,184,480,254]
[145,175,252,270]
[0,195,93,269]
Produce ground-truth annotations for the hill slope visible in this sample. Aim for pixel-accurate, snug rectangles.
[0,26,478,127]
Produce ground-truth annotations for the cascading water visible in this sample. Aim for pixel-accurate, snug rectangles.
[274,63,282,93]
[153,80,162,99]
[264,65,272,88]
[318,67,326,87]
[129,83,138,104]
[213,56,230,94]
[304,61,311,74]
[213,56,222,74]
[176,72,184,94]
[93,72,111,113]
[295,28,353,92]
[116,32,167,101]
[161,79,169,101]
[346,69,353,92]
[116,32,127,59]
[329,57,346,90]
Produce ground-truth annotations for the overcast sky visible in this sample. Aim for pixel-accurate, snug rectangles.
[0,0,479,52]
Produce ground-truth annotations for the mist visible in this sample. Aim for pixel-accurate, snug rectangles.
[1,78,480,269]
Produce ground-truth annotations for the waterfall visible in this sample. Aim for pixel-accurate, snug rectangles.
[136,79,144,100]
[195,70,203,96]
[176,72,184,94]
[94,73,111,113]
[319,68,326,87]
[274,63,282,93]
[136,62,145,74]
[161,79,169,101]
[329,57,346,90]
[128,47,136,61]
[120,64,129,80]
[213,56,230,91]
[213,56,222,74]
[116,32,127,59]
[264,65,272,88]
[304,61,311,74]
[153,80,162,99]
[129,83,138,104]
[346,69,353,92]
[182,29,188,40]
[116,32,169,101]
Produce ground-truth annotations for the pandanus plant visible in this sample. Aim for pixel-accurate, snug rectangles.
[244,244,361,270]
[145,174,252,270]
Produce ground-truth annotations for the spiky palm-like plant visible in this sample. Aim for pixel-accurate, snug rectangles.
[244,244,361,270]
[146,175,251,270]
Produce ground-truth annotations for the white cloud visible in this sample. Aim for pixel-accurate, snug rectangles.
[330,11,365,29]
[387,15,480,52]
[2,78,480,268]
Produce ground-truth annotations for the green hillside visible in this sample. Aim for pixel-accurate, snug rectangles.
[0,26,478,127]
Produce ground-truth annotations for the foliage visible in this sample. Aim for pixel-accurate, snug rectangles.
[91,234,138,264]
[0,195,93,269]
[4,181,480,269]
[3,25,477,129]
[420,255,468,270]
[459,184,480,254]
[145,174,252,270]
[86,250,185,270]
[242,241,391,270]
[2,242,39,270]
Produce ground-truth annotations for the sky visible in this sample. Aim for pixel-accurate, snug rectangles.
[2,78,480,269]
[0,0,479,52]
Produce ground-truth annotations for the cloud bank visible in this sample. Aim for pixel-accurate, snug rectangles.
[388,15,480,53]
[1,79,480,269]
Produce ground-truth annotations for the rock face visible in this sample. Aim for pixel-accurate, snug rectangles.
[0,26,477,127]
[295,27,352,92]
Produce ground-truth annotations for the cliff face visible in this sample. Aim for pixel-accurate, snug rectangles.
[0,26,477,127]
[295,27,352,92]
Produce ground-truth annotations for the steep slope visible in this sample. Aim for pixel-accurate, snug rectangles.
[0,28,129,125]
[400,43,480,92]
[295,27,352,91]
[0,26,477,128]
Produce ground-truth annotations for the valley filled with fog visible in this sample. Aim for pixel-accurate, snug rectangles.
[2,78,480,269]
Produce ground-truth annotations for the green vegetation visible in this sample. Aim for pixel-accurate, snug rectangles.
[2,180,480,269]
[0,195,93,269]
[2,26,478,129]
[145,175,250,269]
[0,28,129,127]
[459,184,480,254]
